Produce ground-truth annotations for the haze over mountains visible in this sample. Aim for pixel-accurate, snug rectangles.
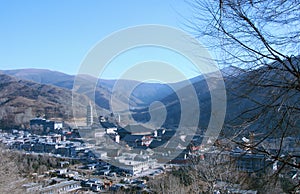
[2,68,207,107]
[1,64,298,138]
[0,66,244,130]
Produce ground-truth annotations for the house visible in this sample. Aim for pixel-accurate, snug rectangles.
[115,153,157,175]
[122,135,144,147]
[86,163,98,170]
[83,178,104,190]
[51,134,62,143]
[39,180,81,194]
[121,134,153,148]
[98,169,110,175]
[88,178,102,184]
[106,128,117,134]
[91,183,105,192]
[117,125,153,139]
[118,161,151,175]
[55,169,68,175]
[30,118,63,134]
[230,149,267,173]
[22,183,42,193]
[55,145,76,157]
[59,161,70,168]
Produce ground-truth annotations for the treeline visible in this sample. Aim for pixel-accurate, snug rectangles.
[147,163,297,193]
[0,146,76,193]
[13,153,68,175]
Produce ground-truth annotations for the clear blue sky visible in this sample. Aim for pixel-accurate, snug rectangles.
[0,0,203,79]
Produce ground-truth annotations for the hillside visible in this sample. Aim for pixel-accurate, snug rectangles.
[0,67,246,129]
[0,73,101,129]
[152,61,300,137]
[5,64,298,138]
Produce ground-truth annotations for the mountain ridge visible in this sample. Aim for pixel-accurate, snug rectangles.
[0,72,104,129]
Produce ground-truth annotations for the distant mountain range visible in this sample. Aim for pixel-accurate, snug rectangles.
[1,66,241,108]
[2,63,298,138]
[1,69,175,109]
[0,67,244,129]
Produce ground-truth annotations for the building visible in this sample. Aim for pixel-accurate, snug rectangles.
[55,145,76,157]
[117,159,157,175]
[115,153,157,175]
[22,183,42,193]
[230,149,267,173]
[30,118,63,134]
[123,125,153,136]
[122,134,153,148]
[99,121,118,134]
[39,180,81,194]
[86,102,93,126]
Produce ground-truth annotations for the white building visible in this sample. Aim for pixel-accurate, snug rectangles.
[54,122,63,130]
[116,153,157,175]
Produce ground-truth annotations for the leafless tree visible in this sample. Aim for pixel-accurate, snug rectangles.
[0,147,24,193]
[148,153,249,193]
[187,0,300,192]
[187,153,251,193]
[148,172,188,194]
